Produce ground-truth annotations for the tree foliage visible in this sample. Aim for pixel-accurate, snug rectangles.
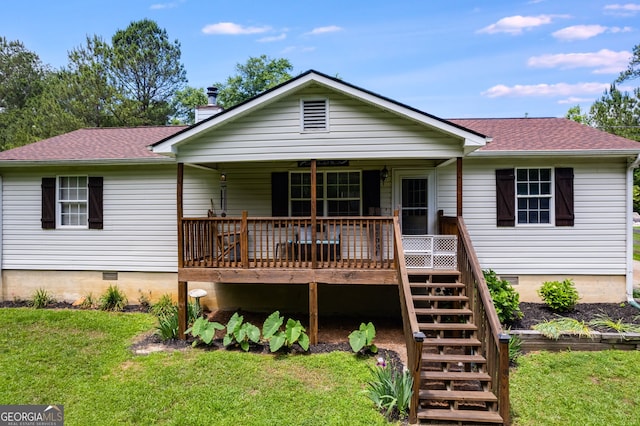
[215,55,293,108]
[171,86,208,124]
[617,43,640,84]
[0,37,47,110]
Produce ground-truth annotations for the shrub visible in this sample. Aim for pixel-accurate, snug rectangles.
[98,285,128,312]
[151,294,175,318]
[483,269,522,324]
[366,357,413,421]
[537,279,579,312]
[348,322,378,354]
[78,293,96,309]
[30,288,55,309]
[138,290,152,311]
[156,307,179,341]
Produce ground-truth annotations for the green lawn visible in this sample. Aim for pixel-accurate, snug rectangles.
[0,308,388,426]
[633,228,640,261]
[511,350,640,425]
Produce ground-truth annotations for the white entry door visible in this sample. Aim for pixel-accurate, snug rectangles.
[393,169,436,235]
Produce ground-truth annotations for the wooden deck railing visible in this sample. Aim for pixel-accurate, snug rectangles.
[392,217,425,424]
[440,214,511,425]
[180,214,396,269]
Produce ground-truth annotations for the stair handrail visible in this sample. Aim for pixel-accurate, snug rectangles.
[451,215,511,425]
[392,216,424,424]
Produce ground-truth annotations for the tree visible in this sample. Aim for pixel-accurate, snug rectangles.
[170,86,207,124]
[216,55,293,108]
[565,105,588,124]
[0,37,47,110]
[617,43,640,84]
[108,19,187,125]
[588,84,640,141]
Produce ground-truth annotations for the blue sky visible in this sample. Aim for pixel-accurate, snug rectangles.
[1,0,638,118]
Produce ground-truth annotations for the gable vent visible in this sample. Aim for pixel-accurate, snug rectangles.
[302,99,328,132]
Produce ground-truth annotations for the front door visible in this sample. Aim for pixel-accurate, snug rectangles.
[394,170,435,235]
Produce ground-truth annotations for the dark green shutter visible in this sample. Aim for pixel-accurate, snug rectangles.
[496,169,515,227]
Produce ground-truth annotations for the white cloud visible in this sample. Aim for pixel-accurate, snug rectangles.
[552,24,633,40]
[558,96,595,104]
[258,33,287,43]
[150,0,184,9]
[604,3,640,15]
[306,26,343,35]
[477,14,568,35]
[482,82,610,98]
[202,22,271,35]
[527,49,632,74]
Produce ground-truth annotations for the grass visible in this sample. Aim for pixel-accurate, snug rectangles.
[511,350,640,425]
[0,308,389,425]
[633,227,640,261]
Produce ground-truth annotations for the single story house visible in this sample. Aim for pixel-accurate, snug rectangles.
[0,70,638,310]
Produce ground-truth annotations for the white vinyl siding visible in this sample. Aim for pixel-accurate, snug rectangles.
[177,87,465,164]
[459,158,628,276]
[1,164,213,272]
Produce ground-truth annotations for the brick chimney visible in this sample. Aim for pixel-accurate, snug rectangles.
[195,87,223,122]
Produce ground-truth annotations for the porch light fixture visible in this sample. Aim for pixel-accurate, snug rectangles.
[380,166,389,184]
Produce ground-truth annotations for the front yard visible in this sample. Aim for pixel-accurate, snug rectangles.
[0,308,387,425]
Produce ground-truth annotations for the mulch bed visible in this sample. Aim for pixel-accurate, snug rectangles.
[510,302,640,331]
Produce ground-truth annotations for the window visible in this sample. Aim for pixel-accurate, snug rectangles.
[516,168,551,224]
[41,176,103,230]
[301,99,328,132]
[59,176,88,226]
[289,171,360,216]
[496,168,574,227]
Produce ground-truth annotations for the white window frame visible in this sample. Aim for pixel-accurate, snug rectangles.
[289,170,361,216]
[57,175,89,229]
[300,98,329,133]
[515,167,554,226]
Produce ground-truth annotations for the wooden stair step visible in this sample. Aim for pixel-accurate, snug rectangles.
[407,269,460,276]
[412,295,469,302]
[421,371,492,382]
[410,281,465,288]
[419,322,477,331]
[423,338,481,347]
[415,308,473,316]
[422,353,487,364]
[417,408,503,424]
[419,389,498,402]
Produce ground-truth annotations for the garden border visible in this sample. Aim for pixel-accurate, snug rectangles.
[511,329,640,352]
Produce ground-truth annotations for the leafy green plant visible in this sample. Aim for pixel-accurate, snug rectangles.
[349,322,378,354]
[633,288,640,299]
[156,307,179,341]
[532,318,592,340]
[223,312,260,351]
[98,285,128,312]
[30,288,55,309]
[137,290,151,311]
[508,334,522,364]
[185,316,225,347]
[366,357,413,421]
[261,311,310,352]
[588,313,640,333]
[537,279,579,312]
[151,293,175,318]
[483,269,522,324]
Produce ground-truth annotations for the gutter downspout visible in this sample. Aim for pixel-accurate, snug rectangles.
[627,154,640,310]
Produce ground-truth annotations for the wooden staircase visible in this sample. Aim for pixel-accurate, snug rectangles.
[408,270,504,425]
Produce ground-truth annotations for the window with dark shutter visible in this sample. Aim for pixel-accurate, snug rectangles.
[301,99,328,131]
[41,177,56,229]
[496,169,515,227]
[555,167,574,226]
[88,176,104,229]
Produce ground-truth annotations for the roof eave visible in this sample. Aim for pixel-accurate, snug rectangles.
[0,157,176,168]
[469,149,640,158]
